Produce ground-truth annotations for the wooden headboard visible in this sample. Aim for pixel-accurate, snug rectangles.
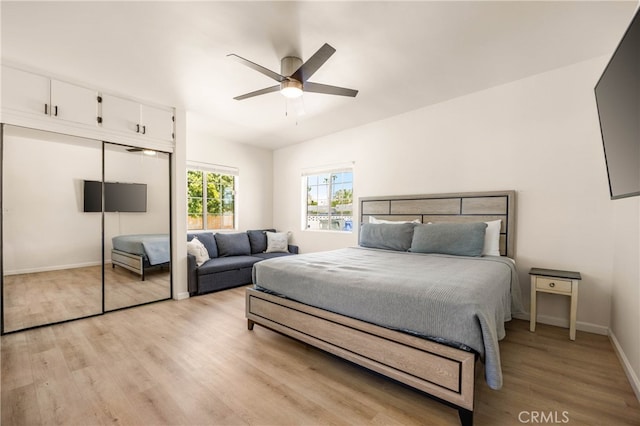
[359,190,516,258]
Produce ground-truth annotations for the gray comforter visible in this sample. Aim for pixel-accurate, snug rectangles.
[252,246,523,390]
[112,234,170,266]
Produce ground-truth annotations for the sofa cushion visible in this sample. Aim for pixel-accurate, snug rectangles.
[215,232,252,257]
[187,232,218,258]
[247,229,276,254]
[252,252,294,260]
[197,256,261,274]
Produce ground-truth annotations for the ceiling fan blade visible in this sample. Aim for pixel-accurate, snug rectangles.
[303,81,358,97]
[233,85,280,101]
[290,43,336,83]
[227,54,286,83]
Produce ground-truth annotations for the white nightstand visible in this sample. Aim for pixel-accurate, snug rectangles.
[529,267,582,340]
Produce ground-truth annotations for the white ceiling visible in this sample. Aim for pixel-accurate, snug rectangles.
[1,1,637,149]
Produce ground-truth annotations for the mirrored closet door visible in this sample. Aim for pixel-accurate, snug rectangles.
[1,126,172,333]
[2,125,103,332]
[103,142,171,311]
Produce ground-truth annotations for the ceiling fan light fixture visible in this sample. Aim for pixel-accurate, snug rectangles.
[280,79,303,99]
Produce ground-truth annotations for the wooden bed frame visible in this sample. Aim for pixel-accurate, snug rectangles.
[111,249,169,281]
[111,249,147,280]
[246,190,516,426]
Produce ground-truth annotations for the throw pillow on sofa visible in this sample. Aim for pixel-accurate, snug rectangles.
[186,237,209,266]
[215,232,252,257]
[188,232,218,258]
[265,231,290,253]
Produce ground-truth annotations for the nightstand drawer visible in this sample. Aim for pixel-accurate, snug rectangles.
[536,277,572,293]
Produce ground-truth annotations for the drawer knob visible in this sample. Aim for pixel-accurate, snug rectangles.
[549,282,555,288]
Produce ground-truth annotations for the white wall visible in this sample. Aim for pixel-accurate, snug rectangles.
[610,198,640,397]
[3,127,102,273]
[186,111,273,231]
[274,56,616,334]
[172,108,188,299]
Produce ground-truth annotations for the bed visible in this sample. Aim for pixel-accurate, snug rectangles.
[246,191,519,425]
[111,234,170,280]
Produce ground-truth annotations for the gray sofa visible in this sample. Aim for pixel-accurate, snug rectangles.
[187,229,298,296]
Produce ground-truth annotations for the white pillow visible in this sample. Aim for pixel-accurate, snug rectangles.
[265,231,290,253]
[187,237,209,266]
[483,220,502,256]
[369,216,421,224]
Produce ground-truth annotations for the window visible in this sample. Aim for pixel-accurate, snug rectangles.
[304,169,353,231]
[187,164,237,230]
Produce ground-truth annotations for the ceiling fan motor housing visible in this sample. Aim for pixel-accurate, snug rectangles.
[280,56,303,97]
[281,56,303,77]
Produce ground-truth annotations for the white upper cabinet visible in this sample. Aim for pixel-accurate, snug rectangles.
[2,66,51,117]
[140,104,174,141]
[100,93,142,134]
[101,93,174,142]
[1,64,175,148]
[2,65,98,127]
[50,79,98,127]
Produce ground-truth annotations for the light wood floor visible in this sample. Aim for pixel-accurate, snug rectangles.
[2,286,639,425]
[104,264,171,311]
[3,265,170,332]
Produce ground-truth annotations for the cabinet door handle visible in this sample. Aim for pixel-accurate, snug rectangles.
[549,282,555,288]
[44,104,48,115]
[136,124,140,133]
[142,125,146,135]
[54,105,58,117]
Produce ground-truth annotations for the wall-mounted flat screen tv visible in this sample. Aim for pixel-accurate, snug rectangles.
[83,180,147,212]
[594,7,640,200]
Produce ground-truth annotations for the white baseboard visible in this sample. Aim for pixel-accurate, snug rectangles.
[4,260,103,276]
[609,330,640,402]
[512,312,609,336]
[175,292,190,300]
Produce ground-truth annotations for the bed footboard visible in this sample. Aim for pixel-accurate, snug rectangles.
[245,288,476,425]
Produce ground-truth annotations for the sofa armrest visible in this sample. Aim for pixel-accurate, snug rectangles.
[187,253,198,295]
[288,245,299,254]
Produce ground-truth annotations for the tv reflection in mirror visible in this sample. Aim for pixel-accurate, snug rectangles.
[84,180,147,213]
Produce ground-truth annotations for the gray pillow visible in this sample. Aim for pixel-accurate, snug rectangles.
[215,232,251,257]
[188,232,218,258]
[359,223,416,251]
[247,229,276,254]
[409,222,488,257]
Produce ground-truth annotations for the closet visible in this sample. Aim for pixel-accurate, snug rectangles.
[1,65,175,334]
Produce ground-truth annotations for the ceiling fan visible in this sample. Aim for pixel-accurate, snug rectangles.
[228,43,358,101]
